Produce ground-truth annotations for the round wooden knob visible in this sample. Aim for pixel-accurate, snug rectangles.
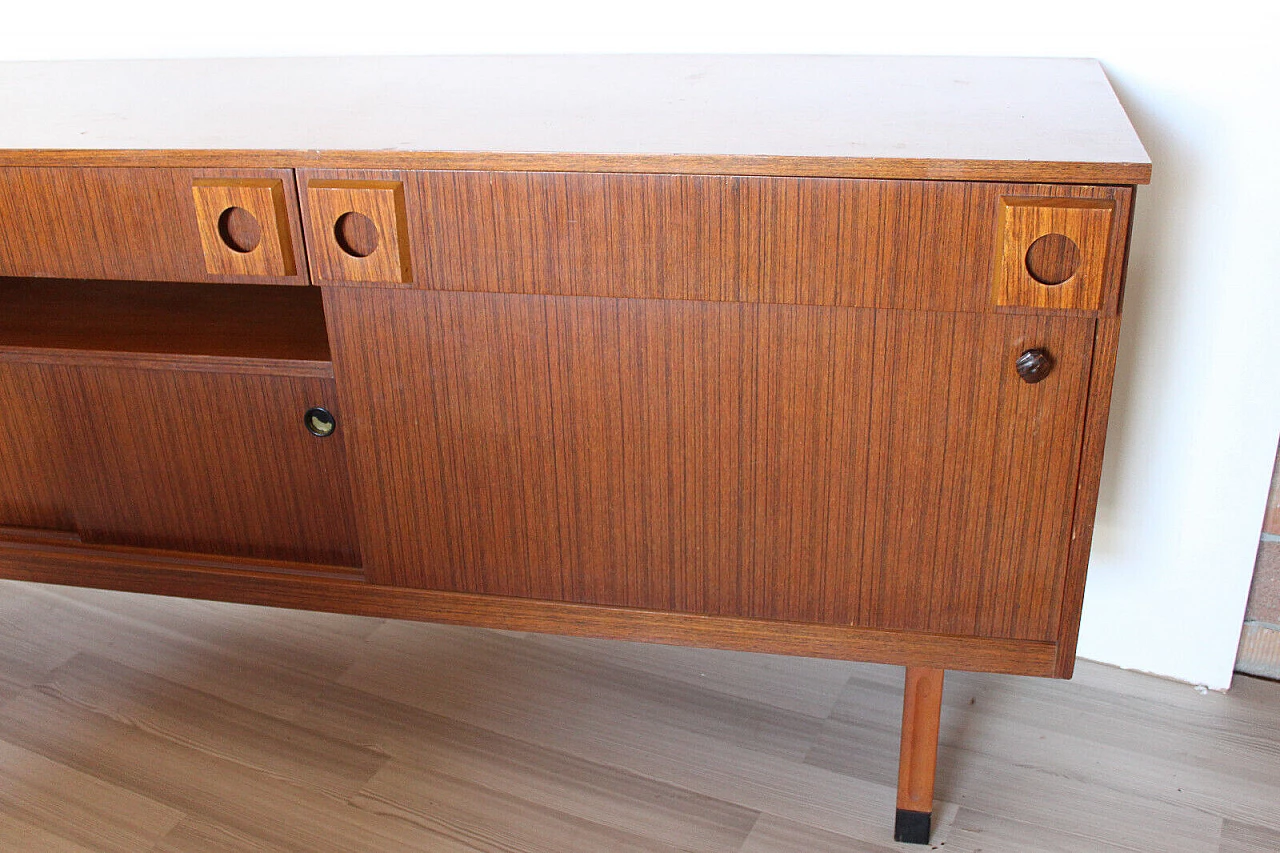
[1015,348,1055,384]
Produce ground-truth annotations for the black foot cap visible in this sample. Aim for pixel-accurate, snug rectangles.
[894,808,932,844]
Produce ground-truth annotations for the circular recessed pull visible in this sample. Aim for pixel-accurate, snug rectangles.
[1024,233,1081,286]
[333,211,380,258]
[304,407,336,437]
[217,206,263,254]
[1015,348,1055,384]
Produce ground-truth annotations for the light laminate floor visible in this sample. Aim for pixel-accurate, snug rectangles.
[0,579,1276,852]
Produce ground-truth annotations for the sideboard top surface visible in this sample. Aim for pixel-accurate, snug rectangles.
[0,55,1150,183]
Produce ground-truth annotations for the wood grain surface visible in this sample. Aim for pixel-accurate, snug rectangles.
[0,277,330,363]
[0,151,1159,184]
[299,174,414,285]
[1055,316,1126,676]
[0,56,1146,687]
[325,288,1095,641]
[0,532,1056,675]
[55,367,360,567]
[0,364,74,532]
[190,178,299,279]
[0,56,1152,184]
[857,310,1094,640]
[0,168,306,285]
[1,356,362,567]
[993,196,1117,312]
[897,667,944,814]
[0,582,1270,853]
[386,172,1131,315]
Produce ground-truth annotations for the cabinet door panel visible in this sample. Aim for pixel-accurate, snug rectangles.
[65,367,361,567]
[858,311,1094,639]
[0,362,74,531]
[328,288,1094,641]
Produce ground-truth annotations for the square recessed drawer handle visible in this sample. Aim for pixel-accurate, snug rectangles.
[191,178,297,278]
[993,197,1115,312]
[305,179,412,285]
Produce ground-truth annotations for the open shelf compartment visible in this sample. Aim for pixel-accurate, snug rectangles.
[0,277,330,366]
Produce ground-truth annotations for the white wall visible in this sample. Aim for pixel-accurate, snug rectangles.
[5,1,1278,689]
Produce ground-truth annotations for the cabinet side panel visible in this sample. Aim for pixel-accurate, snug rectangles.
[1053,189,1134,675]
[0,361,75,531]
[1054,316,1124,675]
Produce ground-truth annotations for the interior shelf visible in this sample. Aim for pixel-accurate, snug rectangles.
[0,277,331,365]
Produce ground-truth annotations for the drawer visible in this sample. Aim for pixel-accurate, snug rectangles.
[0,167,307,285]
[301,169,1132,315]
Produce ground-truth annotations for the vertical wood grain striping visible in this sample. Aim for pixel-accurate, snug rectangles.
[0,363,75,531]
[974,315,1096,639]
[406,172,1124,314]
[327,288,1094,640]
[327,289,879,616]
[860,312,1094,640]
[63,367,361,567]
[1055,317,1125,675]
[0,167,307,286]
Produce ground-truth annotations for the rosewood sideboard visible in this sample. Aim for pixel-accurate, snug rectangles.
[0,55,1150,845]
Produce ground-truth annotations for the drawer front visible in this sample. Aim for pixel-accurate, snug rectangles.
[327,287,1096,642]
[303,169,1131,315]
[0,167,306,285]
[55,365,360,566]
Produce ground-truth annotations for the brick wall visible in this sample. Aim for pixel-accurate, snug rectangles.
[1266,448,1280,538]
[1237,443,1280,679]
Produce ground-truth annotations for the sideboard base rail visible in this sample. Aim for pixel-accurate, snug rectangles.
[0,529,1058,676]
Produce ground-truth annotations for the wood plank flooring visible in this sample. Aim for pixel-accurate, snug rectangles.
[0,579,1275,852]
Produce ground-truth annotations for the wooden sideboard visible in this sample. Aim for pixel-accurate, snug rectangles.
[0,55,1150,845]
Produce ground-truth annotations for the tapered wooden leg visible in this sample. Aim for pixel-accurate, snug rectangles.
[895,666,945,844]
